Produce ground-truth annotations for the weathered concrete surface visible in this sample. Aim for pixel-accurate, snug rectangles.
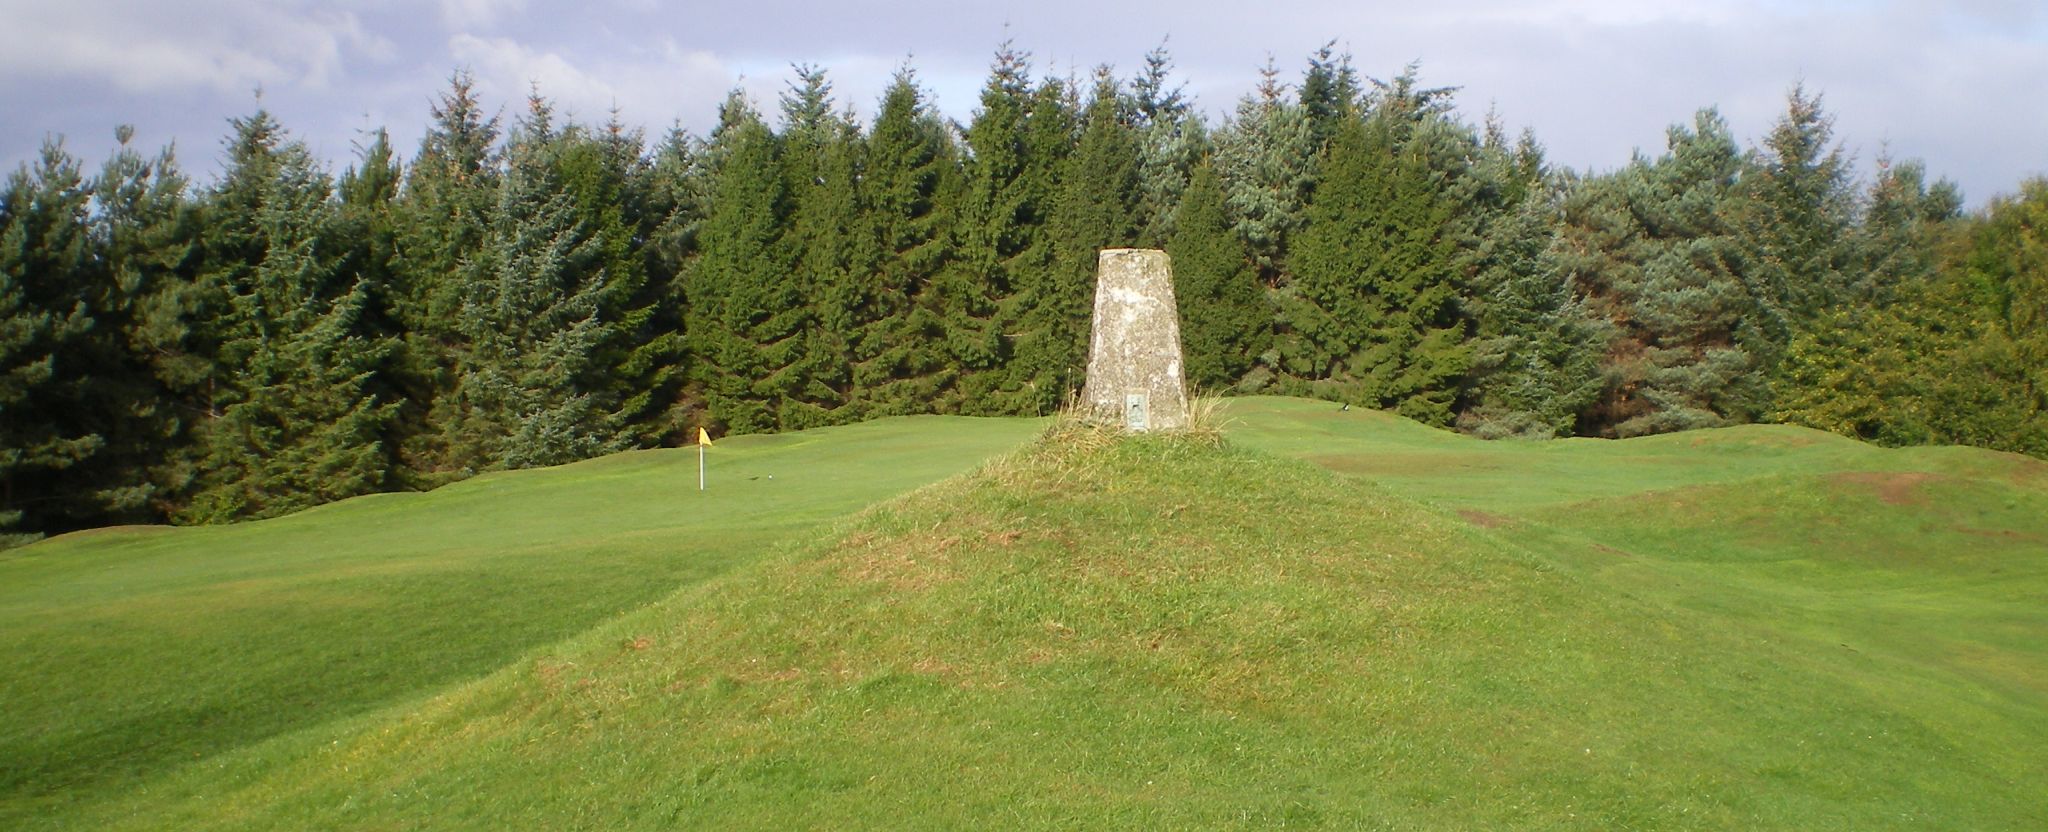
[1079,248,1189,432]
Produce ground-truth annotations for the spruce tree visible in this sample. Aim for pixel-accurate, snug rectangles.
[858,67,957,415]
[778,66,871,427]
[1282,114,1472,425]
[93,128,202,524]
[0,140,99,543]
[687,91,793,433]
[1130,41,1208,247]
[554,112,687,443]
[1458,119,1603,437]
[451,95,634,468]
[938,43,1036,414]
[1011,68,1138,414]
[393,71,501,476]
[1561,110,1766,437]
[181,112,399,521]
[1299,42,1363,150]
[1167,159,1270,390]
[1737,85,1856,383]
[987,72,1079,413]
[1214,60,1316,287]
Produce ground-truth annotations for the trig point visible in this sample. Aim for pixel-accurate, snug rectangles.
[1079,248,1189,432]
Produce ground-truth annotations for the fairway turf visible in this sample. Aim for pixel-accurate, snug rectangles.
[4,398,2043,828]
[0,414,1042,826]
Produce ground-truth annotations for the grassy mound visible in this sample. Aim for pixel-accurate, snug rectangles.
[57,413,2045,829]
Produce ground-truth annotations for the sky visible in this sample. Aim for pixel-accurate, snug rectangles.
[2,0,2043,206]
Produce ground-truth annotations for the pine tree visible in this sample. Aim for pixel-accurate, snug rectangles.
[451,94,634,468]
[858,67,957,415]
[1214,60,1316,287]
[1167,159,1270,389]
[1282,115,1472,425]
[181,112,399,521]
[0,140,100,543]
[1011,68,1138,414]
[687,91,793,433]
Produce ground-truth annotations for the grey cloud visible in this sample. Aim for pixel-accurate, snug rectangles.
[1,0,2041,203]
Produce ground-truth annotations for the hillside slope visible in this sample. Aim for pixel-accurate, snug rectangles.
[0,414,1042,826]
[52,409,2047,830]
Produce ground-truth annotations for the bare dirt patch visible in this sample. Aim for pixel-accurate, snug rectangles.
[1457,509,1514,529]
[1833,472,1941,506]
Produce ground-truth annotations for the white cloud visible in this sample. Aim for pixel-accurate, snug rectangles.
[0,0,394,95]
[438,0,527,30]
[447,33,735,131]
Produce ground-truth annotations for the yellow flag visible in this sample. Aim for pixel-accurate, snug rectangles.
[697,427,713,447]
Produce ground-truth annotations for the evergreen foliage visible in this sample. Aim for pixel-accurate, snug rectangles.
[3,46,2045,540]
[392,71,501,476]
[1561,111,1767,436]
[1008,68,1137,415]
[1214,61,1315,287]
[1460,131,1603,438]
[1282,113,1471,425]
[687,91,794,433]
[1166,160,1270,389]
[1130,41,1207,247]
[0,141,100,543]
[860,68,958,414]
[180,112,398,521]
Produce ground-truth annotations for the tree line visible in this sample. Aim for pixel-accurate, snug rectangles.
[4,43,2044,544]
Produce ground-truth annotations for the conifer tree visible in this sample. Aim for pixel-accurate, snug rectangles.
[0,140,99,542]
[938,43,1037,414]
[1737,85,1856,383]
[181,112,399,521]
[93,127,202,524]
[1130,41,1208,247]
[1561,110,1766,436]
[554,112,687,443]
[1282,114,1471,425]
[1453,111,1603,437]
[687,91,793,432]
[1167,159,1270,389]
[642,125,710,434]
[1214,60,1316,286]
[1299,42,1363,150]
[991,73,1079,406]
[858,67,957,415]
[778,66,872,426]
[1011,68,1138,414]
[393,72,501,475]
[451,95,634,468]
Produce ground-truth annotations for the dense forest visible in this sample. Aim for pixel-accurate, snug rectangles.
[3,43,2044,544]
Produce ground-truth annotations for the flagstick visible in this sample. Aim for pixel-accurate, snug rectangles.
[698,442,706,491]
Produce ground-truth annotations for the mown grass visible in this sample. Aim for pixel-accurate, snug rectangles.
[29,403,2044,829]
[0,414,1042,827]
